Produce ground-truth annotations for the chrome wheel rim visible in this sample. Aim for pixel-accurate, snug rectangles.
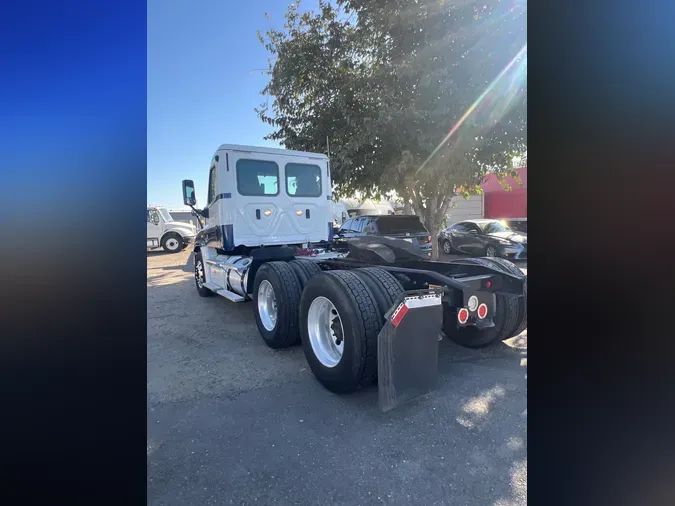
[258,280,278,331]
[166,237,180,251]
[443,241,451,253]
[486,246,497,257]
[307,296,344,368]
[195,260,205,288]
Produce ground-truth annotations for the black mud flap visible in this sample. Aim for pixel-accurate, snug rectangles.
[377,290,444,412]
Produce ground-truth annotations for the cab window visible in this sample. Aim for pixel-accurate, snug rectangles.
[207,164,217,205]
[236,159,279,196]
[285,163,322,197]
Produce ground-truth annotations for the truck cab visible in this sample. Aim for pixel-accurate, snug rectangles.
[187,144,332,252]
[181,144,332,301]
[147,205,197,253]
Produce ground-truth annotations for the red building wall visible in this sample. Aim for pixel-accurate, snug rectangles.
[480,167,527,219]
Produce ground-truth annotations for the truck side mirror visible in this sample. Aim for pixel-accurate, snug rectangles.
[182,179,197,206]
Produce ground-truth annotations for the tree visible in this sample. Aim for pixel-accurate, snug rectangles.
[258,0,526,258]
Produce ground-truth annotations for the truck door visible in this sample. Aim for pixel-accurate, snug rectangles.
[449,222,471,254]
[463,222,485,255]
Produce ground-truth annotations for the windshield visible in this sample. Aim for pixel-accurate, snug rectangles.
[158,208,174,222]
[482,221,513,234]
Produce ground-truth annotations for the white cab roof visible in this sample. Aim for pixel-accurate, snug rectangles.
[217,144,328,160]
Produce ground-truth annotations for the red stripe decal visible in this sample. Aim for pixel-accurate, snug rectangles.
[391,304,409,327]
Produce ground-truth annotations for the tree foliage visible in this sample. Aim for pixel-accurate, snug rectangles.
[258,0,527,256]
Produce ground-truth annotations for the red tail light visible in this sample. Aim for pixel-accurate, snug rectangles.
[477,303,488,319]
[457,308,469,324]
[418,235,432,244]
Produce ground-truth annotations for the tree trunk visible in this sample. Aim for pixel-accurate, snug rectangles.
[404,189,450,261]
[429,222,441,260]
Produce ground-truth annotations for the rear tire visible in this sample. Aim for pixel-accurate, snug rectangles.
[194,251,214,297]
[300,270,381,393]
[442,239,453,254]
[352,267,404,319]
[478,257,527,337]
[442,293,519,348]
[288,258,322,289]
[253,262,303,349]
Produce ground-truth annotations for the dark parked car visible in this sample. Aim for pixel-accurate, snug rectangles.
[334,215,433,257]
[438,219,527,259]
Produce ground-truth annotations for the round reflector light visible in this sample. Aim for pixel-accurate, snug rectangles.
[477,303,488,319]
[467,296,478,312]
[457,308,469,324]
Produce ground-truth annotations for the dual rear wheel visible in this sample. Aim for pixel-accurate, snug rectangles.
[240,257,525,393]
[252,262,403,393]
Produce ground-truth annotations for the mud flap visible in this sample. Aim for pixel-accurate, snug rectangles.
[378,291,444,412]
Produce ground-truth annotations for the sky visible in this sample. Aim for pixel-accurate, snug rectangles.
[148,0,303,210]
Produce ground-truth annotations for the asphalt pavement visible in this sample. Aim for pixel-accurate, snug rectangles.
[147,249,527,506]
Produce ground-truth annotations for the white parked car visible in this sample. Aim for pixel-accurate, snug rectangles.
[147,205,197,252]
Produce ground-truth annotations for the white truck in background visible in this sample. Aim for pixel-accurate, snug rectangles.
[147,205,197,252]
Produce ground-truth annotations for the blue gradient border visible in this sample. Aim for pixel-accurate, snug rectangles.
[0,0,147,502]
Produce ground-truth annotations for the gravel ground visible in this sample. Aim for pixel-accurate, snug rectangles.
[148,249,527,506]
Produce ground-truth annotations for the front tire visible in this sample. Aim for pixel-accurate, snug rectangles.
[300,270,382,393]
[162,232,184,253]
[194,251,214,297]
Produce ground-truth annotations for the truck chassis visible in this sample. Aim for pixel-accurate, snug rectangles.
[192,240,527,411]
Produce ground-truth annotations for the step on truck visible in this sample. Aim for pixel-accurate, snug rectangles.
[182,144,527,411]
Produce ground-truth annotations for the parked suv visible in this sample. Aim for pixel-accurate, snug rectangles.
[333,215,432,256]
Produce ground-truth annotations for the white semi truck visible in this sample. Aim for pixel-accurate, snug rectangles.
[147,205,197,253]
[181,144,527,410]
